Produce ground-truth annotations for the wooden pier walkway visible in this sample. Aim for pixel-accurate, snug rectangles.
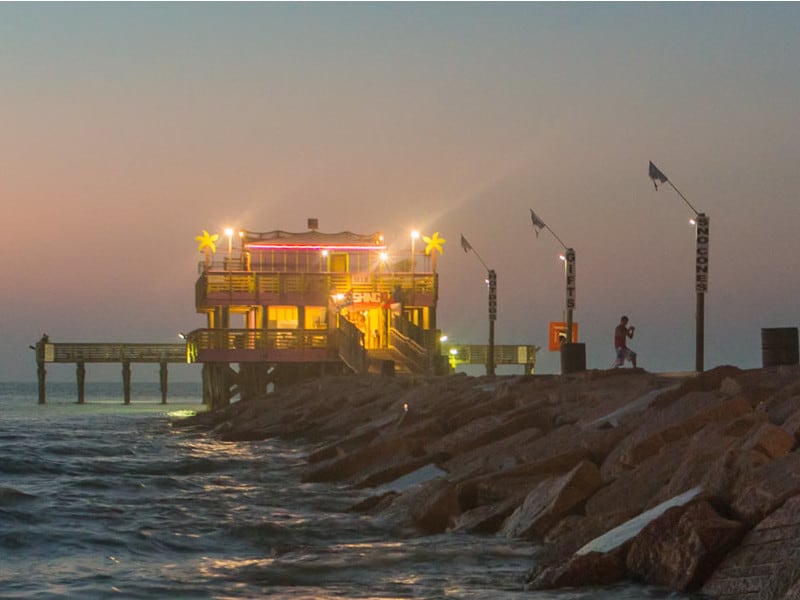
[446,344,539,374]
[34,338,188,404]
[32,336,540,406]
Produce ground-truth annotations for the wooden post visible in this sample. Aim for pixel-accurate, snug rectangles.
[122,361,131,405]
[159,361,168,404]
[76,362,86,404]
[37,359,46,404]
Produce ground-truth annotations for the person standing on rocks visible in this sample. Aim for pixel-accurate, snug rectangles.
[612,315,637,368]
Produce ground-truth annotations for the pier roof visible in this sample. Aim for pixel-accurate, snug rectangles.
[243,229,384,250]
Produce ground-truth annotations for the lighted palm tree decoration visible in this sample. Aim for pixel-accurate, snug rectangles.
[423,231,446,272]
[196,229,219,268]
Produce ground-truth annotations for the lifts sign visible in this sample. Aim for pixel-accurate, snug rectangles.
[695,214,709,294]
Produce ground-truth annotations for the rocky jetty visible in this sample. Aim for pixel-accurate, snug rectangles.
[178,365,800,597]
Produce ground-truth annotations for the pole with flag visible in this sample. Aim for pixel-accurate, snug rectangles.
[529,210,576,350]
[460,233,496,376]
[649,161,708,372]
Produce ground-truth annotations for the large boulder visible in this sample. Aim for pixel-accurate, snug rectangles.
[526,550,626,590]
[741,422,795,460]
[502,460,603,539]
[543,511,639,559]
[586,440,688,520]
[625,500,744,591]
[447,496,520,534]
[303,435,427,483]
[601,392,752,479]
[703,493,800,598]
[651,416,763,505]
[781,407,800,441]
[378,477,461,534]
[731,450,800,525]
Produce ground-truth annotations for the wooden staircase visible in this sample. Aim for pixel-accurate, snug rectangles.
[367,348,412,374]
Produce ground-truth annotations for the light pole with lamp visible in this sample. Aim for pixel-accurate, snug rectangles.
[410,230,420,274]
[410,230,420,322]
[530,209,576,344]
[649,161,708,373]
[530,209,582,373]
[224,227,234,260]
[460,234,496,376]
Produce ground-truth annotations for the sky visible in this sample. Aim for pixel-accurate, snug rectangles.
[3,3,800,382]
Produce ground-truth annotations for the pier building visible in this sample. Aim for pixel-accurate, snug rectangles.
[187,220,447,407]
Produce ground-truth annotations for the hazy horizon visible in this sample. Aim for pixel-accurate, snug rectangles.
[4,3,800,383]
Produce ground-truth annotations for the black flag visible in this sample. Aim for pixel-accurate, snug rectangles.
[649,161,668,190]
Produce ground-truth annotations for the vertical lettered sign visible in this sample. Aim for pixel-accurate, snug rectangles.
[565,248,576,309]
[695,215,709,294]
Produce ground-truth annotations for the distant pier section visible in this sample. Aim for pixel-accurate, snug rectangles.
[33,336,187,404]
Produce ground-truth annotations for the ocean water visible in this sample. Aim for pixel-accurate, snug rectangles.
[0,381,699,599]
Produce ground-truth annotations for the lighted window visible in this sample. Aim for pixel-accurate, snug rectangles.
[267,306,298,329]
[329,253,348,273]
[305,307,327,330]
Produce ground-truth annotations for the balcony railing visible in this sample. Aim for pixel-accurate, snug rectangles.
[185,328,333,363]
[196,271,437,308]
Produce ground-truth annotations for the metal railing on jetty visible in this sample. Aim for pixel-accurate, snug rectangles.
[33,338,188,405]
[445,344,539,374]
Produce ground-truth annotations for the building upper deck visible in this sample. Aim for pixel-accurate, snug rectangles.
[196,226,438,309]
[195,268,437,309]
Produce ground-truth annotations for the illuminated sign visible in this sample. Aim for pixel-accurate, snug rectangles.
[351,291,388,306]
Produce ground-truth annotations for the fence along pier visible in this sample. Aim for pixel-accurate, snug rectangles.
[33,337,188,404]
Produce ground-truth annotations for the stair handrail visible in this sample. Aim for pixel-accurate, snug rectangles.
[337,318,367,373]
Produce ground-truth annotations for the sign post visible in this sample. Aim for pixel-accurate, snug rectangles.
[565,248,576,344]
[488,269,497,376]
[649,161,708,372]
[459,234,497,376]
[695,214,709,373]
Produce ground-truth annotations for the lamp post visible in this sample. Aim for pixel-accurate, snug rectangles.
[224,227,234,261]
[530,210,576,344]
[459,234,496,376]
[410,230,420,273]
[649,162,708,373]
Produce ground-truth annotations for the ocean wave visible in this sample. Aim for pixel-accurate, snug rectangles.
[0,486,36,506]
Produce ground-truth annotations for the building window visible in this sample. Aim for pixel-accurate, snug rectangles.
[305,306,327,330]
[329,253,348,273]
[267,306,298,329]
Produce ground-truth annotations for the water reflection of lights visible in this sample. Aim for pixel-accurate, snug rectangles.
[199,540,409,577]
[166,409,197,418]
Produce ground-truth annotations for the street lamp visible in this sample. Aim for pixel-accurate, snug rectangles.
[224,227,234,260]
[530,209,576,345]
[410,230,420,273]
[459,233,497,376]
[649,161,708,372]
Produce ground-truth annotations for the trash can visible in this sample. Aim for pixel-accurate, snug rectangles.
[761,327,799,367]
[561,342,586,374]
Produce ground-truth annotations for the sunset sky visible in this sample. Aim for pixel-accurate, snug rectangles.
[3,3,800,382]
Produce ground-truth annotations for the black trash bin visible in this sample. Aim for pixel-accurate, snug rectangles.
[761,327,799,367]
[561,342,586,374]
